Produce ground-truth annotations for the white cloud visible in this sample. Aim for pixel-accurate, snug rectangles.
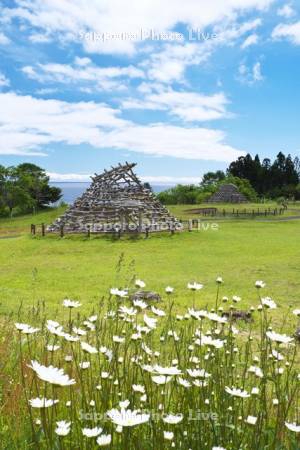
[0,32,10,45]
[277,4,295,18]
[253,61,263,81]
[22,60,144,91]
[47,172,201,185]
[0,92,126,155]
[272,21,300,45]
[237,61,264,84]
[241,33,259,48]
[0,92,244,161]
[47,172,92,182]
[145,19,263,83]
[140,175,201,185]
[4,0,274,55]
[0,72,10,87]
[122,86,230,122]
[102,123,243,161]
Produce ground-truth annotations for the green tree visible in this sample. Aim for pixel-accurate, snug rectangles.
[0,166,34,216]
[15,163,62,208]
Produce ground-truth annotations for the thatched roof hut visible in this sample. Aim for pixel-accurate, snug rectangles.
[207,183,247,203]
[48,162,175,233]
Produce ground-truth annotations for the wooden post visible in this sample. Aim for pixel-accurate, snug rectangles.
[41,223,45,237]
[60,225,64,238]
[145,226,149,238]
[138,210,142,233]
[87,225,90,238]
[188,219,192,232]
[169,222,175,235]
[31,224,36,235]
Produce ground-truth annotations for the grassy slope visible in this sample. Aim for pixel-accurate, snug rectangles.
[0,206,300,330]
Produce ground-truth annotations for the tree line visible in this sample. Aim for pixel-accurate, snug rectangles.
[0,163,62,217]
[158,152,300,205]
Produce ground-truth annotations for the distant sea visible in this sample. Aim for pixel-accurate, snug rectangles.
[50,182,172,204]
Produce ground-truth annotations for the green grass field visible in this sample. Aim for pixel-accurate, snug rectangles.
[1,205,300,449]
[0,205,300,329]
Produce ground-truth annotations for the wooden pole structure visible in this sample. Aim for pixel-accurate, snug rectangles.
[31,224,36,235]
[60,225,64,238]
[41,223,45,237]
[138,210,143,233]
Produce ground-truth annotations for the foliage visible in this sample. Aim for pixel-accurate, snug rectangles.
[157,175,257,205]
[0,164,61,217]
[228,152,300,199]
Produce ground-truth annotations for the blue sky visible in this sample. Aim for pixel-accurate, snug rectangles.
[0,0,300,184]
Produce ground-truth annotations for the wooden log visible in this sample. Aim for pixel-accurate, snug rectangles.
[138,210,143,233]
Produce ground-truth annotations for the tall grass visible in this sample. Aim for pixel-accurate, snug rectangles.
[1,278,300,449]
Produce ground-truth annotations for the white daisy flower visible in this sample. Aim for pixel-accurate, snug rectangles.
[28,360,76,386]
[151,306,166,317]
[15,323,40,334]
[248,366,264,378]
[133,300,148,310]
[97,434,112,446]
[187,282,203,291]
[107,408,150,427]
[163,431,174,440]
[79,361,90,369]
[46,345,60,352]
[187,368,211,378]
[285,422,300,432]
[73,327,87,336]
[255,281,265,289]
[152,375,172,385]
[251,387,259,395]
[62,299,81,308]
[113,335,125,343]
[225,386,250,398]
[82,426,102,437]
[88,314,98,322]
[177,377,191,388]
[163,413,183,424]
[271,349,284,361]
[46,320,60,328]
[132,384,145,393]
[110,288,128,298]
[165,286,174,294]
[81,342,98,354]
[119,306,137,316]
[246,415,257,425]
[55,421,71,436]
[153,365,181,375]
[143,314,157,330]
[135,279,146,288]
[266,331,293,344]
[29,398,59,408]
[261,297,277,309]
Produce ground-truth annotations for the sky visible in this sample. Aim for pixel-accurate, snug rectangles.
[0,0,300,185]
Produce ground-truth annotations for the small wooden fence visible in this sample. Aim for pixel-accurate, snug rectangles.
[187,207,285,218]
[30,222,195,238]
